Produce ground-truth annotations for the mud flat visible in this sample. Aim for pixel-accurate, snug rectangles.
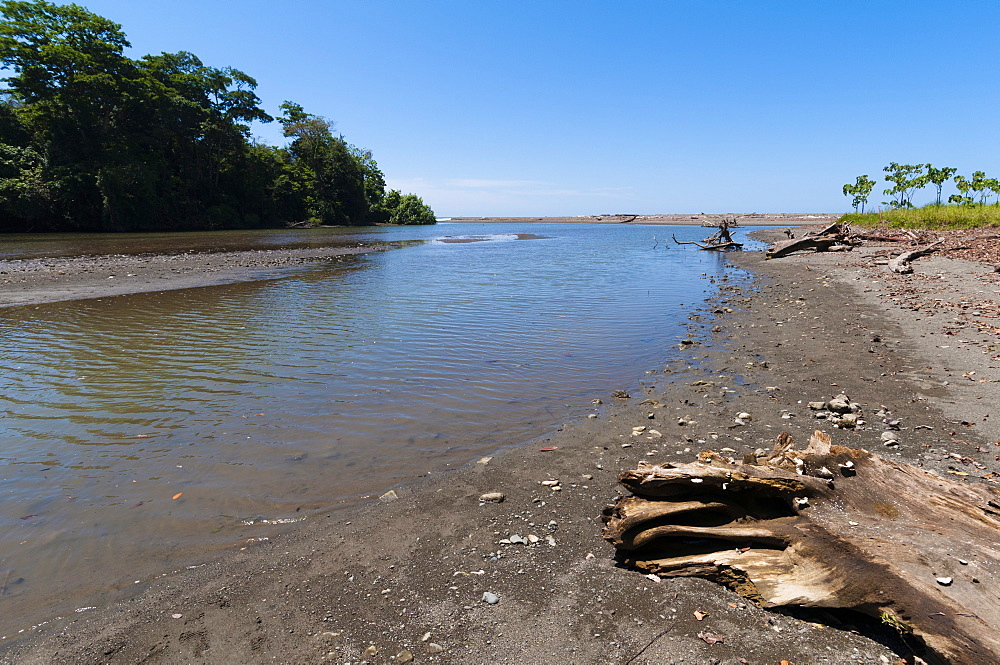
[0,245,378,308]
[3,230,1000,664]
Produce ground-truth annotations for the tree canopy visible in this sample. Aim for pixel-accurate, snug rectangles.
[0,0,435,232]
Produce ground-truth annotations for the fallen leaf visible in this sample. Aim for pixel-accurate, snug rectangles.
[697,631,724,644]
[172,492,183,500]
[19,514,38,520]
[131,501,144,508]
[727,602,738,608]
[694,610,708,621]
[538,446,558,452]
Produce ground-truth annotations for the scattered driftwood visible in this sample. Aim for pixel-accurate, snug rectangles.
[888,238,946,274]
[603,431,1000,665]
[672,217,743,251]
[765,222,855,259]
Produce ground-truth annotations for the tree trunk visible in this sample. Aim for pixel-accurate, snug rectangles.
[602,431,1000,665]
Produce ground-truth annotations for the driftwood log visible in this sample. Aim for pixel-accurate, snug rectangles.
[602,431,1000,665]
[765,222,856,259]
[672,218,743,251]
[888,238,946,274]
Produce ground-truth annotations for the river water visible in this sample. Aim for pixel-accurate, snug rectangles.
[0,222,759,637]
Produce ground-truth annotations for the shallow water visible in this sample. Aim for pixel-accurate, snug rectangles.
[0,222,760,636]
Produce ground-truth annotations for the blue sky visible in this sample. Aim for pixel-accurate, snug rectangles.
[75,1,1000,216]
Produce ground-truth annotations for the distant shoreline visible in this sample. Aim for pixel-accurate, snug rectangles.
[438,212,841,226]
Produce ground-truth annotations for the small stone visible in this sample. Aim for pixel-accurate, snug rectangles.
[477,456,493,465]
[936,577,953,586]
[807,401,827,410]
[479,492,505,503]
[508,534,526,545]
[827,398,851,413]
[427,643,444,653]
[592,399,603,405]
[612,390,630,399]
[396,649,414,663]
[736,412,752,420]
[880,431,898,442]
[646,412,655,419]
[527,534,540,543]
[420,632,432,642]
[587,413,598,419]
[364,645,378,656]
[482,592,500,604]
[540,480,560,486]
[379,490,398,503]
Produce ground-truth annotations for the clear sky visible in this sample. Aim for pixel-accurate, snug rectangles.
[73,1,1000,216]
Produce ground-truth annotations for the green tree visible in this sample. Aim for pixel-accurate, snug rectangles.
[0,2,431,233]
[950,171,992,206]
[390,193,436,225]
[882,162,928,208]
[842,174,876,213]
[924,165,957,205]
[278,101,369,225]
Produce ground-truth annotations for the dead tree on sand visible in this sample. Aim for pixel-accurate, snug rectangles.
[603,430,1000,665]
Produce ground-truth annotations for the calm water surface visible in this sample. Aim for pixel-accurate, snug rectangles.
[0,222,760,636]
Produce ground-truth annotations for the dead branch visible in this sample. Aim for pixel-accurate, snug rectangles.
[672,234,743,251]
[603,431,1000,665]
[888,238,946,273]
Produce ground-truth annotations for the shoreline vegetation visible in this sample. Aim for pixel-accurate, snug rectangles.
[1,223,999,664]
[0,1,435,234]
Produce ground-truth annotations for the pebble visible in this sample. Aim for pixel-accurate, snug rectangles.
[479,492,505,503]
[396,649,414,663]
[736,412,752,420]
[936,577,953,586]
[378,490,398,503]
[880,431,899,442]
[483,592,500,604]
[427,642,444,653]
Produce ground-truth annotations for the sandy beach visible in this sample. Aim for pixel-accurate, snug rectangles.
[2,223,1000,664]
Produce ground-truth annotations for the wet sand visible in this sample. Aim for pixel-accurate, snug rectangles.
[3,226,1000,664]
[0,245,377,307]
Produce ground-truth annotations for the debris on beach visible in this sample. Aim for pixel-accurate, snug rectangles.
[603,430,1000,665]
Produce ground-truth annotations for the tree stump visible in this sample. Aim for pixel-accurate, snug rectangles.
[602,431,1000,665]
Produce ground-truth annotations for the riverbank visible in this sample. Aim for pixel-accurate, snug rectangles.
[0,245,378,307]
[3,230,1000,664]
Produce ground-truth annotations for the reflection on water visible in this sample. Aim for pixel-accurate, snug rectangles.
[0,222,755,637]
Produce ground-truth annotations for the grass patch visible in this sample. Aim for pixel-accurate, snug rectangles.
[840,204,1000,229]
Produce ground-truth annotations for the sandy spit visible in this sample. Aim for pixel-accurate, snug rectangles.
[2,230,999,664]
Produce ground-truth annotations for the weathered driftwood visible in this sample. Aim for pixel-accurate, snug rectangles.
[765,222,853,259]
[888,238,946,274]
[602,431,1000,665]
[671,234,743,251]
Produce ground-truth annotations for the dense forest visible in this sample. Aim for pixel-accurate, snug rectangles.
[0,0,436,233]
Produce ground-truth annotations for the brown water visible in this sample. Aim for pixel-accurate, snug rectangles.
[0,222,757,638]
